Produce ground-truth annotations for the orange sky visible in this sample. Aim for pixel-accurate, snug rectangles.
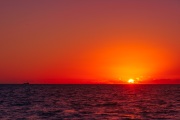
[0,0,180,84]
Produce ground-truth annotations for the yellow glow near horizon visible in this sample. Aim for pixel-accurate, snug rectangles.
[128,79,135,84]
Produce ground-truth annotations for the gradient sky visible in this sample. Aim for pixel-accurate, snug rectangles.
[0,0,180,84]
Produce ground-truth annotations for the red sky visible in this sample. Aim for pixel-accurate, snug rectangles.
[0,0,180,84]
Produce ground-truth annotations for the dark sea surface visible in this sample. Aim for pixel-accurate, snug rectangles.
[0,84,179,120]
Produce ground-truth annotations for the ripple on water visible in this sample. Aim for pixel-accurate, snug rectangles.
[0,84,179,119]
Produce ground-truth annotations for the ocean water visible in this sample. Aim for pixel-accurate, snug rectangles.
[0,85,179,120]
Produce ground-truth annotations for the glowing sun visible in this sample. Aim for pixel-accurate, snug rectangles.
[128,79,135,84]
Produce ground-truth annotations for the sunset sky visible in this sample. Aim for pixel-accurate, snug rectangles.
[0,0,180,84]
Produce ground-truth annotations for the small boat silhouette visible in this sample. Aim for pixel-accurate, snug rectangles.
[23,82,30,85]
